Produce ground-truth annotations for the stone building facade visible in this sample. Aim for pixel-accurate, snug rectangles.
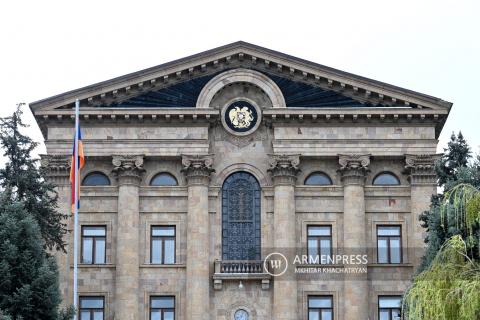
[31,42,452,320]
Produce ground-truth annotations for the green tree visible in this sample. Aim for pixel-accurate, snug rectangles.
[419,132,480,271]
[0,106,67,251]
[0,197,74,320]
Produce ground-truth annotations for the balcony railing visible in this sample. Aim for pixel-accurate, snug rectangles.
[213,259,271,290]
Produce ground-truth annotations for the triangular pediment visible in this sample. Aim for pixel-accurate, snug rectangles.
[30,41,452,112]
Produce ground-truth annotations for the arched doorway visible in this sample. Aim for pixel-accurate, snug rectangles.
[222,171,261,261]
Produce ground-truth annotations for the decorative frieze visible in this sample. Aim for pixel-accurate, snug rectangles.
[181,154,215,185]
[404,154,440,185]
[40,154,71,185]
[112,155,145,185]
[338,154,371,186]
[267,154,301,185]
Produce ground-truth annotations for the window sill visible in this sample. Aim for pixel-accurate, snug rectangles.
[140,264,186,268]
[70,264,115,268]
[368,263,413,268]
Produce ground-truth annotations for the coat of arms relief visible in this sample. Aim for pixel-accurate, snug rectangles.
[228,106,254,129]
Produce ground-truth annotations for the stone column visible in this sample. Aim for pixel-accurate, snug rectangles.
[404,154,438,268]
[181,155,214,320]
[112,155,145,320]
[268,154,300,320]
[338,154,370,320]
[40,154,72,306]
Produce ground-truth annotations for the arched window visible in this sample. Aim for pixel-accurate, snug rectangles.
[305,172,333,185]
[373,172,401,185]
[82,172,111,186]
[150,173,178,186]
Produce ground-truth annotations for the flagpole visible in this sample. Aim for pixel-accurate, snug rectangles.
[73,99,79,320]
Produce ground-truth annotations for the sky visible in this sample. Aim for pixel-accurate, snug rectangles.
[0,0,479,162]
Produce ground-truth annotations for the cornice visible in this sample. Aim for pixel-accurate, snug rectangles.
[30,42,452,113]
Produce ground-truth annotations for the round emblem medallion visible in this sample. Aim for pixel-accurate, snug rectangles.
[221,100,261,136]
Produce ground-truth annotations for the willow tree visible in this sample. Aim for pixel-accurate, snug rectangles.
[403,184,480,319]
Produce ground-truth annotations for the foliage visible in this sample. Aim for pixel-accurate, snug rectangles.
[0,106,67,251]
[403,235,480,320]
[0,197,73,320]
[419,132,480,272]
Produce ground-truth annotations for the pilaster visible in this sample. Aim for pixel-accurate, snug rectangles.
[338,154,370,320]
[404,154,439,267]
[268,154,300,320]
[182,154,214,320]
[112,155,144,320]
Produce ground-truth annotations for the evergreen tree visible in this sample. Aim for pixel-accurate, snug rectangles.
[0,197,73,320]
[418,132,479,271]
[435,131,472,188]
[0,106,67,251]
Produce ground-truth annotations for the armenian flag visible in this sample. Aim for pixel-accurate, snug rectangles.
[70,125,85,212]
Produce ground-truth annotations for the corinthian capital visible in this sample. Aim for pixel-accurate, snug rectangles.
[112,155,145,185]
[40,154,71,186]
[181,154,215,185]
[267,154,301,185]
[404,154,440,185]
[337,154,371,186]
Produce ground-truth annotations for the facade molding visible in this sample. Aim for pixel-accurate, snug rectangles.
[40,154,71,186]
[404,154,440,185]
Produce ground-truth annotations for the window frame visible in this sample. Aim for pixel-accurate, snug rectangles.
[376,225,402,264]
[150,226,176,264]
[150,296,175,320]
[81,225,107,264]
[79,296,105,320]
[308,295,334,320]
[378,296,402,320]
[307,225,333,265]
[149,172,178,186]
[82,172,111,186]
[372,172,401,186]
[304,172,333,186]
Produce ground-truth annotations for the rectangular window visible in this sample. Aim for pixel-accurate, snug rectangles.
[378,296,402,320]
[307,226,332,264]
[377,226,402,264]
[151,226,175,264]
[81,226,106,264]
[308,295,333,320]
[79,296,104,320]
[150,296,175,320]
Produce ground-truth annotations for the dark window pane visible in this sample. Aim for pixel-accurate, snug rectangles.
[305,172,332,185]
[83,172,110,186]
[82,238,93,264]
[150,173,178,186]
[320,239,332,258]
[379,310,389,320]
[95,238,106,264]
[373,173,400,185]
[308,239,318,258]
